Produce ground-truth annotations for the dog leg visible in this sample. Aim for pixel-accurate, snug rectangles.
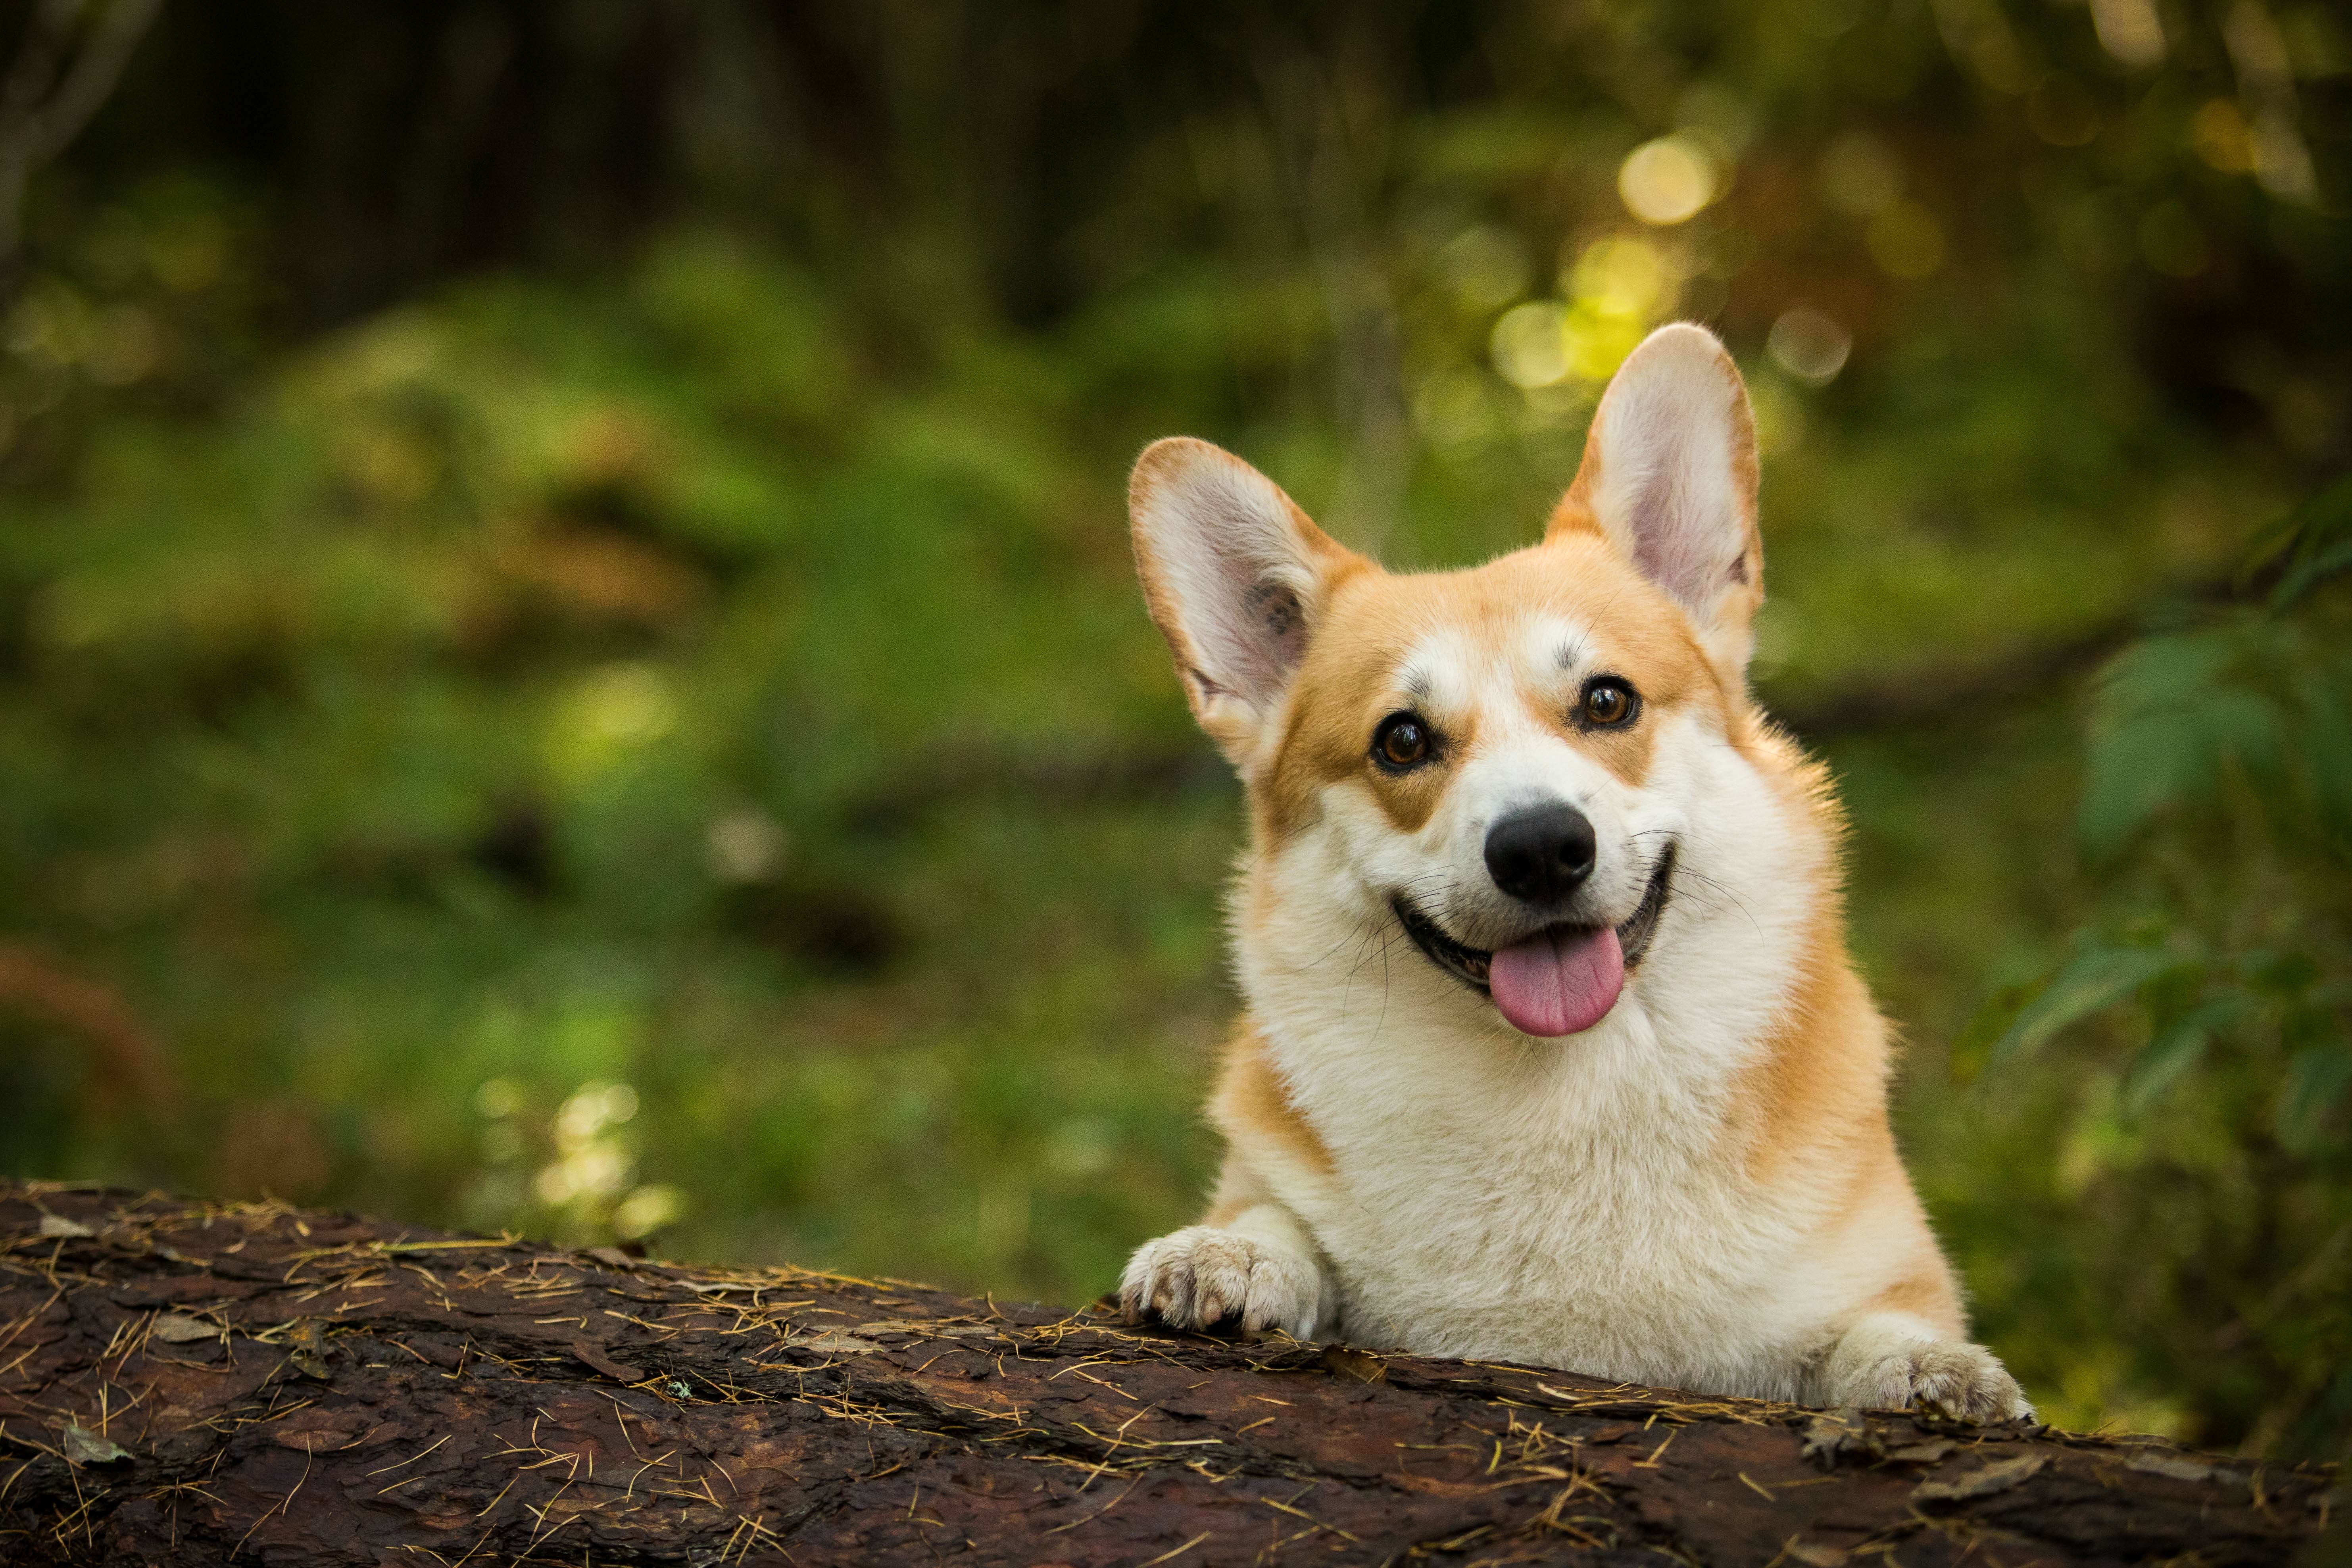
[1811,1312,2033,1421]
[1118,1203,1327,1339]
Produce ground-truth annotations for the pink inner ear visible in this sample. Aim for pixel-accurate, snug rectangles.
[1130,438,1366,740]
[1609,392,1746,618]
[1135,453,1318,714]
[1570,325,1758,628]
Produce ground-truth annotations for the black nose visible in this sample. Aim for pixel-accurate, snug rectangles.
[1484,803,1597,904]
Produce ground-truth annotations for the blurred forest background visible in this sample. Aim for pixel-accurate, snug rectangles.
[0,0,2345,1462]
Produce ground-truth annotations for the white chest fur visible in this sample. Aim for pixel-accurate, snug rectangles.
[1274,1011,1832,1400]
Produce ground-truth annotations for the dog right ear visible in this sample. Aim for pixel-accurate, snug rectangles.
[1129,438,1362,771]
[1547,324,1764,685]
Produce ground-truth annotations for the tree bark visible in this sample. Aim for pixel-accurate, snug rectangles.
[0,1184,2334,1566]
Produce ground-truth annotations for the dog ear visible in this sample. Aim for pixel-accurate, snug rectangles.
[1129,438,1362,769]
[1548,323,1764,681]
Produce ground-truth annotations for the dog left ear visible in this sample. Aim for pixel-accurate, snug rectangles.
[1548,323,1764,681]
[1128,438,1365,773]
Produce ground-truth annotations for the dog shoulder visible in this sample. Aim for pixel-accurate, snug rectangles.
[1733,915,1972,1338]
[1205,1019,1335,1186]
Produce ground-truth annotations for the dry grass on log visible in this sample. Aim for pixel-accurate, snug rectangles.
[0,1183,2336,1566]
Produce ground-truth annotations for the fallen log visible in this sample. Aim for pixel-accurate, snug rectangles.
[0,1184,2333,1566]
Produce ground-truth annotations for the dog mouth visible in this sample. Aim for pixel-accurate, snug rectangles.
[1390,844,1676,1036]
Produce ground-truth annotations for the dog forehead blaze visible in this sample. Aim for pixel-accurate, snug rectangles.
[1267,539,1718,828]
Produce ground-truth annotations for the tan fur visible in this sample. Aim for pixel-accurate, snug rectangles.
[1207,1024,1334,1184]
[1866,1272,1968,1339]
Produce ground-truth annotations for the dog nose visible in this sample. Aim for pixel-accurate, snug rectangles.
[1484,803,1597,904]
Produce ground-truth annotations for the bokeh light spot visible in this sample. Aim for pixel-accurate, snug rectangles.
[548,663,681,788]
[1618,136,1718,226]
[2090,0,2167,68]
[707,809,788,884]
[580,665,674,744]
[613,1184,684,1239]
[474,1078,523,1119]
[1491,302,1569,388]
[2191,100,2256,173]
[1566,234,1679,323]
[1767,306,1852,386]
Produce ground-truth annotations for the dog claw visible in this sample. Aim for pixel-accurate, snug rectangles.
[1119,1226,1319,1338]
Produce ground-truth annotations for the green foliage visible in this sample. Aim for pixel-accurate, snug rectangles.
[0,0,2347,1465]
[1958,943,2185,1080]
[1966,490,2352,1456]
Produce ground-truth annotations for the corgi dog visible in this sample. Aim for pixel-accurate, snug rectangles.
[1115,323,2029,1420]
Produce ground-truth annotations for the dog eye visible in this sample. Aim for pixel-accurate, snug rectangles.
[1580,680,1639,727]
[1372,712,1434,771]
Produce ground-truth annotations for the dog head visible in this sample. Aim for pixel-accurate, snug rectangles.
[1130,324,1772,1041]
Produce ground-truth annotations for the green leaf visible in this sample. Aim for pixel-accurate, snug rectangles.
[2079,626,2289,858]
[2119,995,2244,1119]
[2302,660,2352,852]
[2263,473,2352,609]
[1985,947,2178,1074]
[2275,1044,2352,1155]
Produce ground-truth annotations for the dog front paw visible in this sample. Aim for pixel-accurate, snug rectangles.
[1119,1226,1319,1338]
[1821,1320,2033,1422]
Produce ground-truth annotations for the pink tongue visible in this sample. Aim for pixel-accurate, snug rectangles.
[1489,925,1625,1037]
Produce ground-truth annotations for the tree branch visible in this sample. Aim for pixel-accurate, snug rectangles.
[0,0,162,265]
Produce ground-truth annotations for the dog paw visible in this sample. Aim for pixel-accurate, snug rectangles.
[1119,1226,1319,1338]
[1824,1328,2034,1422]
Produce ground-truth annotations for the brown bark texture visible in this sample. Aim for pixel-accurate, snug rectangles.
[0,1183,2336,1567]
